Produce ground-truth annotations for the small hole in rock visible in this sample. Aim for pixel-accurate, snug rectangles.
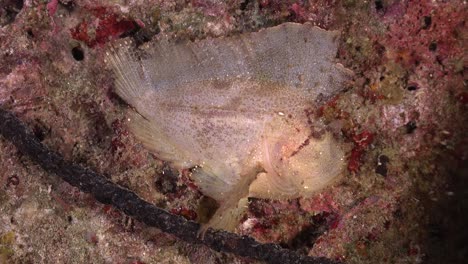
[407,85,418,91]
[26,29,34,38]
[405,121,417,134]
[375,154,390,177]
[375,0,384,11]
[429,42,437,51]
[407,84,419,91]
[422,16,432,29]
[240,0,250,11]
[61,0,76,12]
[71,46,84,61]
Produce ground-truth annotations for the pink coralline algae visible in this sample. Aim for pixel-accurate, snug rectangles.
[348,131,374,173]
[71,7,136,47]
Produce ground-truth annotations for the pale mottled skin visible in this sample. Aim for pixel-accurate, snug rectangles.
[108,23,351,232]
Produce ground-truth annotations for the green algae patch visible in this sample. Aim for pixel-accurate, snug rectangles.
[0,231,15,262]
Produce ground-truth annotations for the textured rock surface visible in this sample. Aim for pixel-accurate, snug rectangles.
[0,0,466,263]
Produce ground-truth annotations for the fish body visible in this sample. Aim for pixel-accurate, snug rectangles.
[107,23,351,231]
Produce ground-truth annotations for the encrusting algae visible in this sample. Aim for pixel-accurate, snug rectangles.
[107,22,352,233]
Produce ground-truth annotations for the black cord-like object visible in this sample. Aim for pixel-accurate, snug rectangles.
[0,108,341,264]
